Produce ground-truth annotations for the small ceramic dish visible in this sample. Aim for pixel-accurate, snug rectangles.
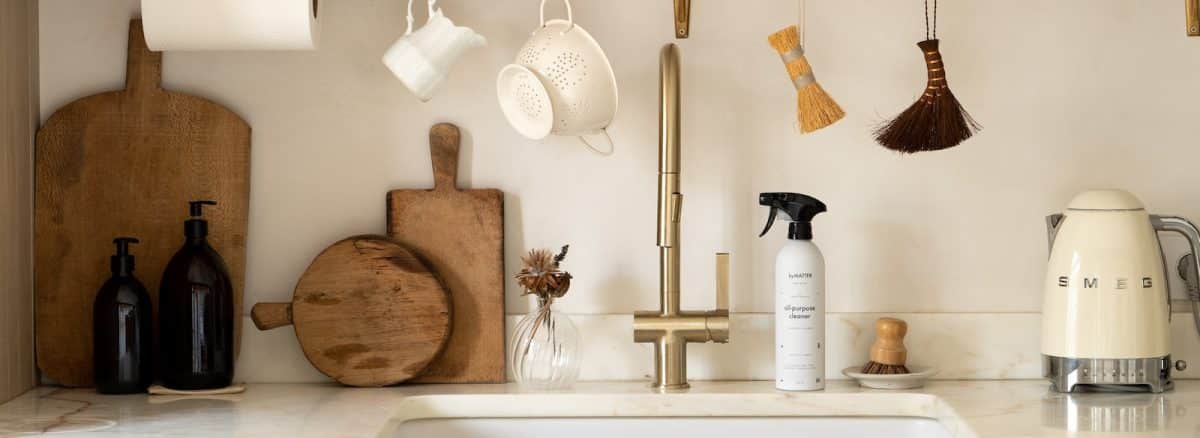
[842,365,938,389]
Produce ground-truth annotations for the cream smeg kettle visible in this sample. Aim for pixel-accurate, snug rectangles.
[1043,189,1200,392]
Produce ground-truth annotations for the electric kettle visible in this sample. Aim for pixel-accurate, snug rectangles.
[1043,189,1200,392]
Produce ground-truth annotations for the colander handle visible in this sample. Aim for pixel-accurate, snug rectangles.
[404,0,439,36]
[579,129,615,156]
[539,0,575,31]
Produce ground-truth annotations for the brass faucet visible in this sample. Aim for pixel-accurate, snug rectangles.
[633,43,730,390]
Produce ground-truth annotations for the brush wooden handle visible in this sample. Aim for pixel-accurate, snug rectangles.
[918,39,946,100]
[869,318,908,366]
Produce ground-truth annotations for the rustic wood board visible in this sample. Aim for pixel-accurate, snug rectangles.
[387,123,505,383]
[35,20,250,387]
[251,235,451,387]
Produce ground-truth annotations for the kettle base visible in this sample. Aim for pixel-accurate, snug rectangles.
[1044,355,1173,393]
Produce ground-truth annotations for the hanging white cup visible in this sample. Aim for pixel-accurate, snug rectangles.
[383,0,486,102]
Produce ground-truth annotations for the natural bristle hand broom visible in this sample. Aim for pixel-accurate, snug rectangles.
[767,3,843,134]
[874,0,979,153]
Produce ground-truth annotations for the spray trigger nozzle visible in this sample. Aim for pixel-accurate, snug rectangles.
[759,207,778,237]
[757,192,827,240]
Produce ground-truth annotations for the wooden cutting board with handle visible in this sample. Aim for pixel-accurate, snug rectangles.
[387,123,505,383]
[35,20,250,387]
[251,235,451,386]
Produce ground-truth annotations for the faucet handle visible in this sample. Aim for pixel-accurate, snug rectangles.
[715,252,729,312]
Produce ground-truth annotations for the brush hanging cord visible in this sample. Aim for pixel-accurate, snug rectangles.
[791,0,813,90]
[798,0,805,47]
[873,0,979,153]
[920,0,943,108]
[924,0,936,41]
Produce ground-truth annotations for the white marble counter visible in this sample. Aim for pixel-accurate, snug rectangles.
[0,380,1196,437]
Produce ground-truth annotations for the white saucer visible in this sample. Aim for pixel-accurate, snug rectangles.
[842,365,938,389]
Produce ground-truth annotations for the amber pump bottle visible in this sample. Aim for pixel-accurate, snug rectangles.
[159,200,235,389]
[93,237,153,394]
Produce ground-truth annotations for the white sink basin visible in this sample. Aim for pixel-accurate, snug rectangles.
[394,417,953,438]
[383,390,970,437]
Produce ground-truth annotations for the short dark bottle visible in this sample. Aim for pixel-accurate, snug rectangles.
[159,200,235,390]
[93,237,153,394]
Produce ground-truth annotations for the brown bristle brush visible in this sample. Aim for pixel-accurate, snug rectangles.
[767,20,844,133]
[874,0,979,153]
[861,317,911,375]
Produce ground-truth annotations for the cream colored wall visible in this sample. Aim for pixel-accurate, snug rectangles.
[2,0,38,401]
[37,0,1200,381]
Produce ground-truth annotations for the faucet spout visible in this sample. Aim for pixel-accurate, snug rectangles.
[634,43,730,391]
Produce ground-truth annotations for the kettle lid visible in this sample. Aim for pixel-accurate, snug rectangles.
[1067,189,1145,211]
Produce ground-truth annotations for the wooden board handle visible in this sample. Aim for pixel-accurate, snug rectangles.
[430,123,461,191]
[251,303,294,330]
[125,20,162,93]
[868,317,908,366]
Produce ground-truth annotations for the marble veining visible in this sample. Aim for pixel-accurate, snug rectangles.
[3,381,1200,437]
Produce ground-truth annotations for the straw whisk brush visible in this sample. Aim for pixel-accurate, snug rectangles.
[861,317,911,375]
[768,25,844,133]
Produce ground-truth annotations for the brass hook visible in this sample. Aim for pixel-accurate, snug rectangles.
[673,0,690,38]
[1188,0,1200,36]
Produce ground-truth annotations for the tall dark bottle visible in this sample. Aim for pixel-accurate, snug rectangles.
[94,237,153,394]
[159,200,235,389]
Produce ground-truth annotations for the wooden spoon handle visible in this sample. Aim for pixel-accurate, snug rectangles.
[251,303,294,330]
[869,317,908,366]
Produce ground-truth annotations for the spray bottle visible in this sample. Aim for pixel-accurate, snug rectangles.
[759,192,827,391]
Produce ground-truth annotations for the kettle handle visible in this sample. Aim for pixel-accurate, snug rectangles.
[1153,216,1200,301]
[1153,215,1200,340]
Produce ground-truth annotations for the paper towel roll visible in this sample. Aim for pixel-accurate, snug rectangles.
[142,0,320,51]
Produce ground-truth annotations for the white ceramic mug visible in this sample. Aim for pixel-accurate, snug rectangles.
[382,0,486,102]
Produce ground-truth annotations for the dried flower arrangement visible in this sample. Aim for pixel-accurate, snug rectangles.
[510,244,580,388]
[515,245,572,301]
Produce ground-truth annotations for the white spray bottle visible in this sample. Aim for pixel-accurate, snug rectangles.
[759,192,827,391]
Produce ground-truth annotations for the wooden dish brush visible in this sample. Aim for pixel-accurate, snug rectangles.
[861,317,911,375]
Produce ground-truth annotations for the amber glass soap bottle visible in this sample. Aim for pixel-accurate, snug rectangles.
[94,237,153,394]
[159,200,235,390]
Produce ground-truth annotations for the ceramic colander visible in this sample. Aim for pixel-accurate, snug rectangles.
[496,0,618,155]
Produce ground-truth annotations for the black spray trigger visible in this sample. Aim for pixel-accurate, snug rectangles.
[759,207,778,237]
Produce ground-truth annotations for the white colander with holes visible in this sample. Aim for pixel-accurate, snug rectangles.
[496,0,618,155]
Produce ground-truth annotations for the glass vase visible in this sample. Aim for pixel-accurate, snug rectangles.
[510,296,580,390]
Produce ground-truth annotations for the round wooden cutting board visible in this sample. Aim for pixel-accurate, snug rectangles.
[251,235,451,387]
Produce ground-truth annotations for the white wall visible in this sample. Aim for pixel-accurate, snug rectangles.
[39,0,1200,382]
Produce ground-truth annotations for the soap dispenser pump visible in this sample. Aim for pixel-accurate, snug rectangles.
[94,237,153,394]
[159,200,235,390]
[758,192,828,391]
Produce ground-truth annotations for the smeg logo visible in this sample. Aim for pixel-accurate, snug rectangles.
[1057,276,1153,289]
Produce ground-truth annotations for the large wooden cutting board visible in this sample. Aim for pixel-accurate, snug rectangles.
[387,123,505,383]
[35,20,249,387]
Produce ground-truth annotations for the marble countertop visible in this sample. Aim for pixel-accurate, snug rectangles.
[0,380,1196,437]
